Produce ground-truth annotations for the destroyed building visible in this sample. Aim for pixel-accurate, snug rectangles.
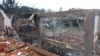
[0,9,59,56]
[0,8,100,56]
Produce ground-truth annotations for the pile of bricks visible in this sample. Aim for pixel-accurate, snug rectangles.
[0,30,59,56]
[0,37,41,56]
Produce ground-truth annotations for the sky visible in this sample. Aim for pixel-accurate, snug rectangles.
[1,0,100,11]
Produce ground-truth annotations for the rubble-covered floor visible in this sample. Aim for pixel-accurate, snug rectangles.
[0,35,58,56]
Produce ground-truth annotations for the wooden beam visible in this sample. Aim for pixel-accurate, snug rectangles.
[27,44,59,56]
[43,38,84,50]
[84,10,95,56]
[84,10,100,56]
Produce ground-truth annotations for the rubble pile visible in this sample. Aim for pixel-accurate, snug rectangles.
[46,31,84,45]
[0,37,41,56]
